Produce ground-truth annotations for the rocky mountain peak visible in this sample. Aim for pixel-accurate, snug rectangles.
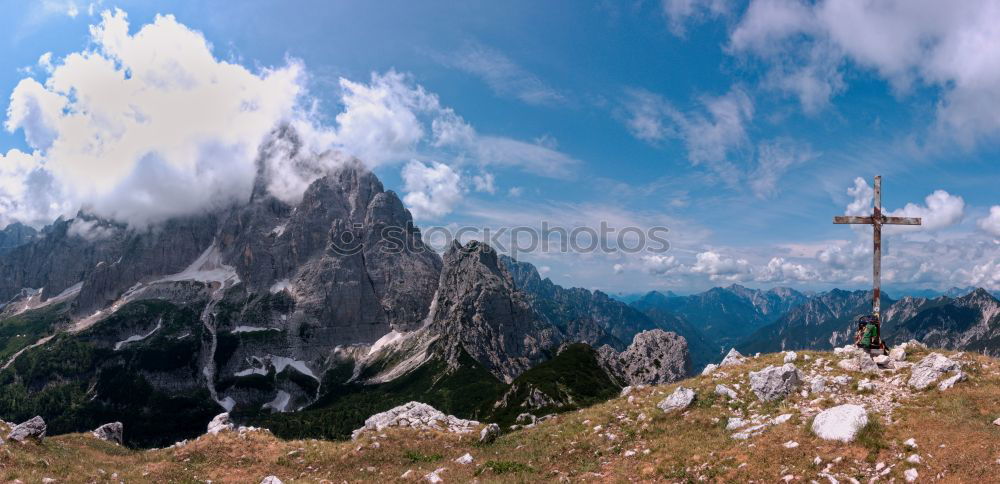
[431,241,559,383]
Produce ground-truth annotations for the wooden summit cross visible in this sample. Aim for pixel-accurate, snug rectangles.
[833,176,921,318]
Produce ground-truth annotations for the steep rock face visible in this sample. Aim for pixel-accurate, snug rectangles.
[216,158,441,342]
[502,255,634,348]
[884,289,1000,356]
[0,222,38,254]
[431,241,559,383]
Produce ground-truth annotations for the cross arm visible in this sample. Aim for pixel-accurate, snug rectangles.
[882,216,921,225]
[833,216,873,224]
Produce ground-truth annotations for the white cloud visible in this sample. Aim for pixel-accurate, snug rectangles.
[662,0,732,37]
[750,138,816,198]
[507,186,524,197]
[729,0,1000,144]
[472,172,496,194]
[333,71,436,165]
[37,52,53,73]
[977,206,1000,237]
[886,189,965,231]
[690,250,753,281]
[622,88,676,143]
[441,43,564,105]
[331,71,579,178]
[756,256,817,282]
[965,258,1000,290]
[640,254,680,275]
[3,9,311,227]
[67,217,117,241]
[401,160,463,220]
[622,86,752,184]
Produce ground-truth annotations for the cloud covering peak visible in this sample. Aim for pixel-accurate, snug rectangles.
[3,9,313,227]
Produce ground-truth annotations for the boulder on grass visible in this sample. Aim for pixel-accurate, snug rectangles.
[207,413,234,435]
[92,422,123,444]
[657,387,696,412]
[749,364,801,401]
[812,404,868,442]
[7,416,46,442]
[479,423,500,444]
[908,353,959,390]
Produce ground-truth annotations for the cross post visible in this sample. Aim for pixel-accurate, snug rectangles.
[833,176,921,318]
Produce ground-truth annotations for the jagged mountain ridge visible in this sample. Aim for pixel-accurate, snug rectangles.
[631,285,809,351]
[0,132,690,445]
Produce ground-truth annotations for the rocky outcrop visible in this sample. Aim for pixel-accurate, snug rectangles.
[719,348,745,367]
[431,241,559,382]
[603,330,690,385]
[811,404,868,442]
[749,364,801,401]
[92,422,123,444]
[7,416,46,442]
[479,423,500,444]
[351,402,480,440]
[908,353,960,390]
[207,413,234,435]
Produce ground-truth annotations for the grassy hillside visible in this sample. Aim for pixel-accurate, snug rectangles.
[2,346,998,482]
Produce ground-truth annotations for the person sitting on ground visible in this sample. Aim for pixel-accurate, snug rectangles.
[856,315,879,349]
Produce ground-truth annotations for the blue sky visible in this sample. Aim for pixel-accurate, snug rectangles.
[2,0,999,294]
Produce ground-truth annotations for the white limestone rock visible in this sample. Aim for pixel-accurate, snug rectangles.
[260,477,283,484]
[455,453,474,465]
[908,353,959,390]
[92,422,123,444]
[352,402,480,440]
[811,404,868,442]
[783,351,797,363]
[937,371,965,391]
[207,413,234,435]
[701,363,718,376]
[424,467,446,483]
[715,384,738,399]
[479,423,500,444]
[904,468,919,482]
[719,348,745,367]
[657,386,696,413]
[749,364,801,401]
[7,416,46,442]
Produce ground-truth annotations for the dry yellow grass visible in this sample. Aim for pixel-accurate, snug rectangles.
[1,349,997,483]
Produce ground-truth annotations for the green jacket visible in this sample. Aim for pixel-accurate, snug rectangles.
[861,323,878,347]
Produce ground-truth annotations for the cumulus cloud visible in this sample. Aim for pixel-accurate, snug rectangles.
[977,207,1000,237]
[842,177,965,232]
[441,42,564,105]
[690,250,753,281]
[756,256,817,282]
[886,189,965,231]
[729,0,1000,144]
[2,9,310,227]
[0,9,585,229]
[401,160,463,220]
[640,254,681,275]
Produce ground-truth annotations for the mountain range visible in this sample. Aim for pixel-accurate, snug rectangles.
[0,129,997,447]
[0,129,690,446]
